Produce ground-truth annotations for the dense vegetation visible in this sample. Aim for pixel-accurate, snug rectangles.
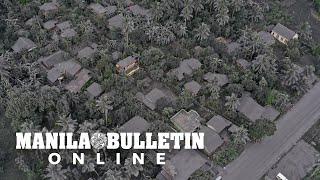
[0,0,319,179]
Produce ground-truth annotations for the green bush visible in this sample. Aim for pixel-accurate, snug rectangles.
[249,119,276,142]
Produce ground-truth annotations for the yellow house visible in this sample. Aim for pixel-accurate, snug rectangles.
[271,23,298,45]
[116,56,139,76]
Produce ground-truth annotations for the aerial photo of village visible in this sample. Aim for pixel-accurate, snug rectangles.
[1,0,320,180]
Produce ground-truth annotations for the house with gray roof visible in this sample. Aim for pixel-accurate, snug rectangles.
[25,17,37,26]
[89,3,107,15]
[261,106,280,121]
[236,95,265,122]
[105,6,117,17]
[137,88,167,110]
[199,126,224,155]
[119,116,150,133]
[77,46,96,59]
[271,23,298,45]
[127,5,150,17]
[39,2,59,16]
[61,28,77,38]
[237,95,280,122]
[203,72,229,86]
[170,58,202,81]
[116,56,139,76]
[47,60,82,83]
[171,109,202,132]
[11,37,37,53]
[65,69,91,93]
[56,21,71,31]
[86,82,103,99]
[258,31,275,46]
[236,59,251,70]
[124,0,134,7]
[207,115,232,133]
[43,20,58,30]
[227,42,240,55]
[108,14,125,29]
[266,140,319,180]
[184,81,201,96]
[157,149,207,180]
[38,50,68,69]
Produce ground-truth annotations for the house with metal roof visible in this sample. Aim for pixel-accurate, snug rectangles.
[108,14,125,29]
[89,3,107,15]
[47,60,82,83]
[39,2,59,16]
[77,46,96,59]
[105,6,117,17]
[227,42,240,55]
[236,95,265,122]
[137,88,167,110]
[170,58,202,81]
[38,50,68,69]
[184,81,201,96]
[170,109,202,132]
[127,5,151,17]
[43,20,58,30]
[271,23,298,45]
[207,115,232,133]
[199,126,224,155]
[237,95,280,122]
[203,72,229,86]
[65,69,91,93]
[61,28,77,38]
[116,56,139,76]
[119,116,150,133]
[236,59,251,70]
[261,105,280,121]
[86,82,103,99]
[56,21,71,31]
[11,37,37,53]
[157,149,207,180]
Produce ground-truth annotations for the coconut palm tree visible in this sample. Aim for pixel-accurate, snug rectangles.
[0,56,9,79]
[283,66,301,87]
[195,23,211,41]
[175,23,188,38]
[43,164,68,180]
[225,93,240,112]
[207,83,220,100]
[208,56,223,72]
[122,14,135,46]
[232,125,250,144]
[216,7,230,26]
[180,0,194,23]
[252,54,277,76]
[96,94,113,125]
[56,115,78,132]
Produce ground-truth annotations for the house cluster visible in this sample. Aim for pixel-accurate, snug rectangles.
[87,1,150,30]
[37,48,102,98]
[155,109,241,180]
